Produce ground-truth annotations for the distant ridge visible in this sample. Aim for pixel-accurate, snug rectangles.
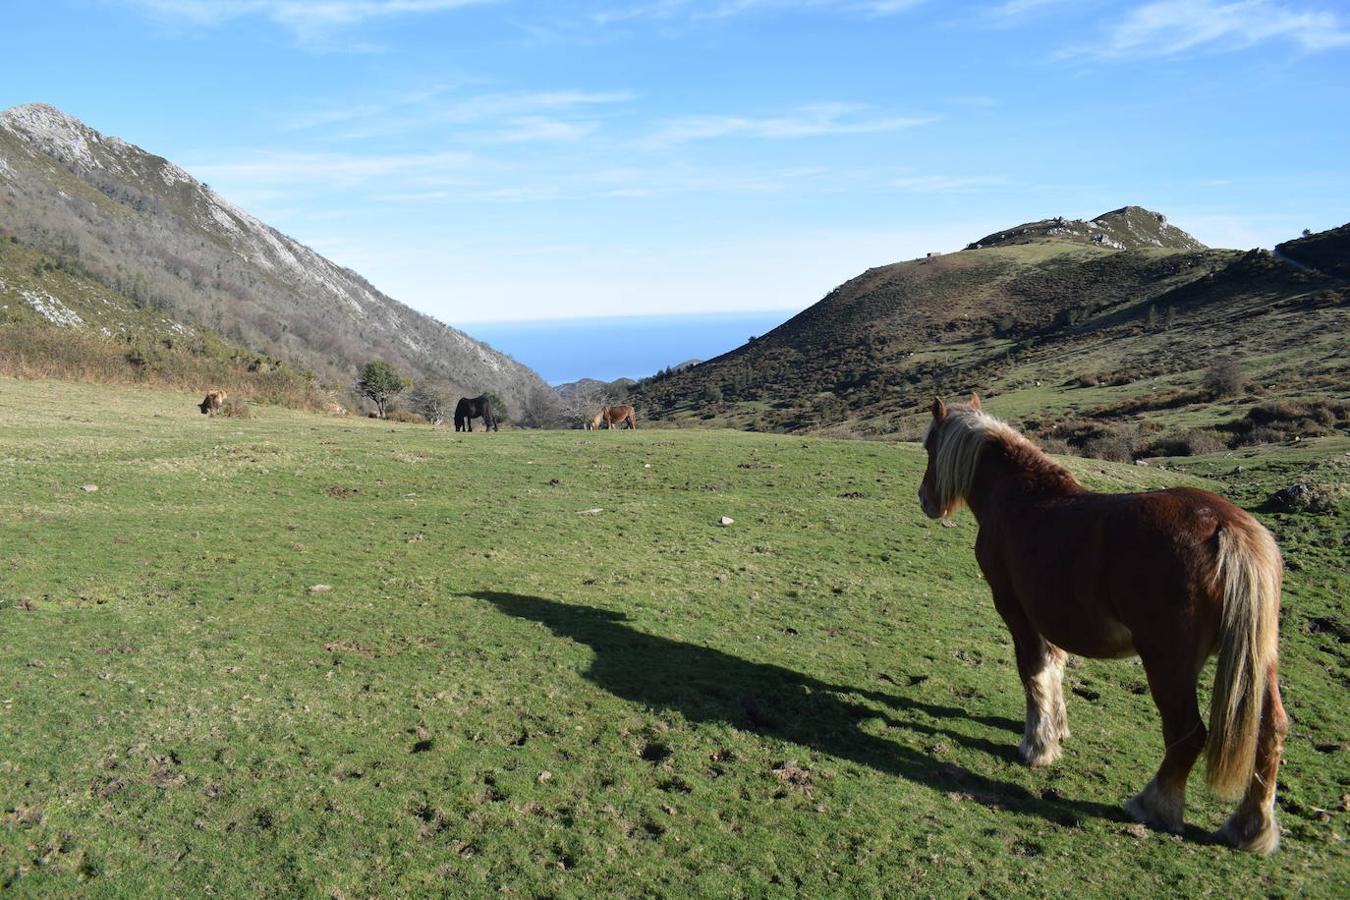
[0,103,552,414]
[968,205,1207,252]
[1276,222,1350,280]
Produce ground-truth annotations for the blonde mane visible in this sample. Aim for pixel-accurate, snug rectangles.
[925,405,1064,514]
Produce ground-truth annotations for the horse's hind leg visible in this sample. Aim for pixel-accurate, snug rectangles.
[1125,652,1206,835]
[1214,662,1286,854]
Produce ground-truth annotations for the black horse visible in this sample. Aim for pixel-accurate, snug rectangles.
[454,395,497,432]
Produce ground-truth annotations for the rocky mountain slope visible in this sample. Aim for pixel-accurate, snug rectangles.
[0,103,551,415]
[968,205,1208,252]
[628,210,1349,454]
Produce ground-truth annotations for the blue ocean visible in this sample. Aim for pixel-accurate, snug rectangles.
[462,311,797,386]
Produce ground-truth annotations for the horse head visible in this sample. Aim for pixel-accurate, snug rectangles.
[917,393,982,519]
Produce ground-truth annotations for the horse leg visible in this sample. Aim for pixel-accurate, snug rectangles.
[1125,653,1206,835]
[996,595,1069,766]
[1213,662,1286,854]
[1019,638,1069,767]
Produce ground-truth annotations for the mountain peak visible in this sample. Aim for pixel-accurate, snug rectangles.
[2,102,78,123]
[967,206,1206,252]
[0,102,120,172]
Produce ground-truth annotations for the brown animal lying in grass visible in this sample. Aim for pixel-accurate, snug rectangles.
[199,389,227,415]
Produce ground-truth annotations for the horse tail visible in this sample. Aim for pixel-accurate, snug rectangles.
[1206,517,1282,800]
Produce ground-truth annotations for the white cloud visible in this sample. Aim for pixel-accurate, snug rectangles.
[890,174,1007,192]
[490,117,600,143]
[124,0,497,39]
[369,162,837,204]
[288,88,633,140]
[1068,0,1350,60]
[971,0,1077,29]
[643,103,935,146]
[593,0,924,25]
[185,150,476,188]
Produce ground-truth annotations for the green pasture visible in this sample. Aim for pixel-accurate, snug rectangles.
[0,379,1345,896]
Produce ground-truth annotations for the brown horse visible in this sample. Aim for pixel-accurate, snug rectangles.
[199,389,227,415]
[917,395,1286,854]
[589,405,636,430]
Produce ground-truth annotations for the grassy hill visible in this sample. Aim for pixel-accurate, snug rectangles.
[0,378,1345,895]
[628,213,1349,456]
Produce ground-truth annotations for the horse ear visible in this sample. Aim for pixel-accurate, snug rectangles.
[969,393,982,411]
[931,397,946,420]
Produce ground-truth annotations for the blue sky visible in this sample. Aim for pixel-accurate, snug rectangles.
[3,1,1348,324]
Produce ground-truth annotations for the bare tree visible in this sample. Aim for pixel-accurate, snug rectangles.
[406,380,457,425]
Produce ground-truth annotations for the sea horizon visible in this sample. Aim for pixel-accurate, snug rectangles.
[459,310,800,386]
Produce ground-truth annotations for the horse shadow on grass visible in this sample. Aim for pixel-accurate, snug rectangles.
[471,591,1131,831]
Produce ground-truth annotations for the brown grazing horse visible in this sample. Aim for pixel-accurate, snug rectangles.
[589,405,636,430]
[199,389,227,415]
[917,395,1286,854]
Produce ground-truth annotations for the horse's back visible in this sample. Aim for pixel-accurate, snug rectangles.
[984,486,1246,657]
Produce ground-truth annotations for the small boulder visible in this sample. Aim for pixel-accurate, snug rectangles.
[1268,482,1342,513]
[719,516,734,526]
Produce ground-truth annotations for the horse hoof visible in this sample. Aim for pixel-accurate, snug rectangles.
[1124,788,1183,835]
[1017,741,1062,768]
[1212,815,1280,855]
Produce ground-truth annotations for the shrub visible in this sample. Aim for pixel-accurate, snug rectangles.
[0,324,323,409]
[1037,436,1073,456]
[1229,399,1350,446]
[1140,429,1228,458]
[387,410,429,425]
[218,398,253,419]
[1202,356,1244,397]
[1081,431,1137,463]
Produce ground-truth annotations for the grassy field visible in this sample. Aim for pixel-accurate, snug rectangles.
[0,378,1345,896]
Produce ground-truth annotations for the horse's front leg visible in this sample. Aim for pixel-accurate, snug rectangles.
[994,591,1069,766]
